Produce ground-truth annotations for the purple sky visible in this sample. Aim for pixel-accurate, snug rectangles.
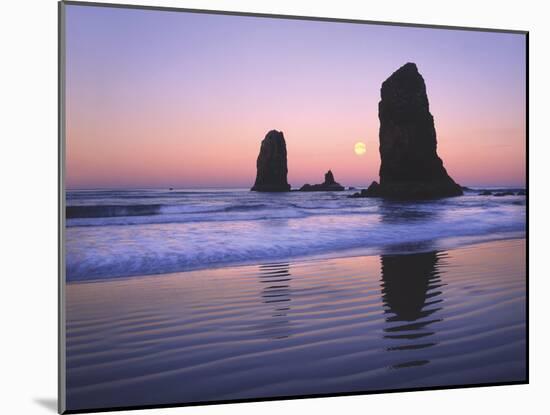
[65,4,526,189]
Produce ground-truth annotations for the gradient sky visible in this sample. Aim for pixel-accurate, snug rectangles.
[65,5,526,189]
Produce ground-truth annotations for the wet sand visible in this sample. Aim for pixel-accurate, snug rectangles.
[65,238,526,411]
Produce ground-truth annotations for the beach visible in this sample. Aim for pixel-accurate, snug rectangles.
[65,237,526,411]
[60,8,528,412]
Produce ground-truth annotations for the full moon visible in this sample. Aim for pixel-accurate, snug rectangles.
[354,142,366,156]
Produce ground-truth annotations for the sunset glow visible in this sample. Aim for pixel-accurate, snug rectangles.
[65,6,526,189]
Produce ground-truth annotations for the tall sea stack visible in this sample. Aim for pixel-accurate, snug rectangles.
[364,63,462,199]
[251,130,291,192]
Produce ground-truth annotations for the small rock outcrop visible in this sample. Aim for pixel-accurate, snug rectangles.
[359,63,463,199]
[251,130,291,192]
[299,170,345,191]
[349,181,379,198]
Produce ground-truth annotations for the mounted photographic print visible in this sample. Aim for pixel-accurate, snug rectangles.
[59,1,528,413]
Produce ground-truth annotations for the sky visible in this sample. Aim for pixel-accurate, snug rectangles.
[65,5,526,189]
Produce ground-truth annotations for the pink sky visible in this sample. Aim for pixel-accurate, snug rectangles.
[65,6,526,189]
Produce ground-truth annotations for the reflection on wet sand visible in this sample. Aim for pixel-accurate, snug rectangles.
[65,239,526,410]
[380,250,447,368]
[256,263,293,339]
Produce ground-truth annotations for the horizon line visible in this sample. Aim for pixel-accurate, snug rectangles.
[66,183,527,191]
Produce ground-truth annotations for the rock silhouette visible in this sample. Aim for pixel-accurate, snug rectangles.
[349,181,379,198]
[251,130,291,192]
[360,63,463,199]
[299,170,345,191]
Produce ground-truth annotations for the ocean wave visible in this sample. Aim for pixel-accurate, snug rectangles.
[64,189,526,281]
[67,204,163,219]
[65,215,525,281]
[66,202,274,219]
[65,194,525,227]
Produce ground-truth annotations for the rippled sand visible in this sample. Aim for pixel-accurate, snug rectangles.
[65,238,526,411]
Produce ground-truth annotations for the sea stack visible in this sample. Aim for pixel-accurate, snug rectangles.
[299,170,345,191]
[251,130,291,192]
[362,63,462,199]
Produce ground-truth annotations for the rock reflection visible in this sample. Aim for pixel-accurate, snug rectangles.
[256,263,293,340]
[378,200,440,224]
[380,250,447,368]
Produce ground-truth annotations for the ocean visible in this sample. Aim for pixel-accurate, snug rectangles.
[64,188,526,410]
[65,187,526,281]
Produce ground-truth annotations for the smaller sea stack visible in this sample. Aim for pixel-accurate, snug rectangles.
[251,130,291,192]
[299,170,345,191]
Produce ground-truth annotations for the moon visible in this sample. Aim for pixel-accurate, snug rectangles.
[354,142,366,156]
